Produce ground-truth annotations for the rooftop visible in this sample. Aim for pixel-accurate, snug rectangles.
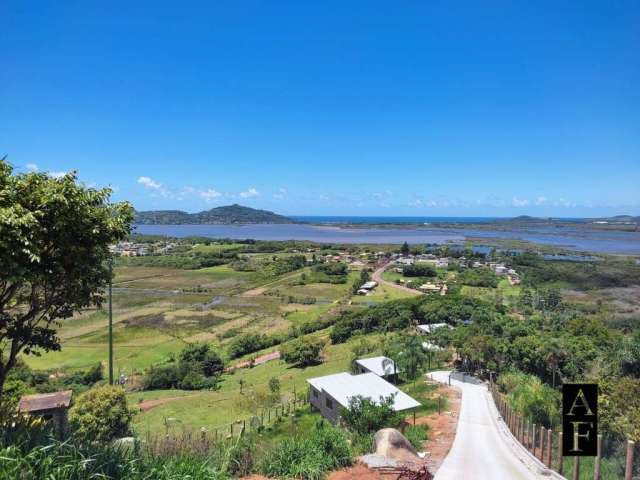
[307,372,420,411]
[355,356,398,377]
[18,390,73,413]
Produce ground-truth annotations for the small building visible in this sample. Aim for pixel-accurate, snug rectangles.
[18,390,73,438]
[417,323,452,334]
[354,356,399,379]
[357,281,378,295]
[307,372,421,424]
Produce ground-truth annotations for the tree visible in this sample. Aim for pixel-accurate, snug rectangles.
[0,161,133,399]
[400,241,410,256]
[281,337,325,367]
[268,376,280,395]
[340,394,403,435]
[179,342,224,377]
[384,334,430,385]
[69,385,132,442]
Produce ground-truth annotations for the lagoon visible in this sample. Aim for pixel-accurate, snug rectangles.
[133,223,640,255]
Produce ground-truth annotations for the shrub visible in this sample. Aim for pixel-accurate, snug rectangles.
[340,394,403,435]
[179,343,224,377]
[403,264,436,277]
[69,385,132,442]
[143,364,180,390]
[281,338,325,367]
[228,334,275,359]
[260,424,352,480]
[404,424,429,450]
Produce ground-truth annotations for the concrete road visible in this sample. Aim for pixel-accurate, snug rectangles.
[430,371,545,480]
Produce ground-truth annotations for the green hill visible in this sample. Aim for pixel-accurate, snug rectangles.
[134,204,296,224]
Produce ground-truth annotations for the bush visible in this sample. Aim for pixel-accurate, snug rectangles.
[143,364,180,390]
[340,394,403,435]
[69,385,132,442]
[260,424,352,480]
[404,424,429,450]
[403,264,436,277]
[179,343,224,377]
[281,338,325,367]
[228,334,276,359]
[457,268,499,288]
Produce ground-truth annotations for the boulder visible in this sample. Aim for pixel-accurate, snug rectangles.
[373,428,421,463]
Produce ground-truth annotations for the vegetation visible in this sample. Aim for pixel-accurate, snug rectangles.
[457,268,499,287]
[143,343,223,390]
[69,385,133,442]
[340,394,403,435]
[281,337,325,367]
[0,160,133,399]
[259,423,352,480]
[402,264,436,277]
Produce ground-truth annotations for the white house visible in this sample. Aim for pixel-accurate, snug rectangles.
[307,372,421,424]
[354,356,398,379]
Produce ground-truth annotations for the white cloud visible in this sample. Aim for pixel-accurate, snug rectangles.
[200,188,222,200]
[512,197,530,207]
[49,171,67,179]
[26,163,39,172]
[535,196,548,205]
[273,188,287,200]
[138,176,162,189]
[240,187,259,198]
[408,199,423,207]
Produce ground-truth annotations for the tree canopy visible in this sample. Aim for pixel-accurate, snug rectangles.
[0,160,133,398]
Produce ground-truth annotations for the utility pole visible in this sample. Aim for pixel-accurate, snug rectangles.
[108,258,114,385]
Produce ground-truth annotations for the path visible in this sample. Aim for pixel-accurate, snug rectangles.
[371,262,423,296]
[429,371,549,480]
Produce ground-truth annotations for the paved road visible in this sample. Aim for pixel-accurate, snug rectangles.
[371,262,423,296]
[429,371,544,480]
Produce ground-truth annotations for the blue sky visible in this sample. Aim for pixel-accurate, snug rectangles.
[1,1,639,217]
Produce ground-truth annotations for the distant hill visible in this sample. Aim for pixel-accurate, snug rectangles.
[134,204,296,225]
[498,215,556,224]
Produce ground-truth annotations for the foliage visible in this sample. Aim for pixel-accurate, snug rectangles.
[497,370,560,428]
[404,424,429,450]
[69,385,132,442]
[144,343,223,390]
[281,337,325,367]
[259,423,352,480]
[340,394,403,435]
[0,161,133,397]
[402,264,436,277]
[228,333,277,359]
[313,262,348,276]
[0,437,249,480]
[457,268,499,287]
[384,334,430,382]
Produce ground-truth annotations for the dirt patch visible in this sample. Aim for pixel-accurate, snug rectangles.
[137,395,195,412]
[241,287,267,297]
[414,382,461,474]
[328,463,388,480]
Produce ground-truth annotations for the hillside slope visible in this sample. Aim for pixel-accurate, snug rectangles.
[134,204,296,224]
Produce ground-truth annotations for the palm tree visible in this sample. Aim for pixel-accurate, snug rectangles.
[539,338,564,387]
[384,334,429,387]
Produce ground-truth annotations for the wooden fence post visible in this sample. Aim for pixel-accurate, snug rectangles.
[593,434,602,480]
[625,440,635,480]
[546,428,552,469]
[532,424,537,456]
[557,432,564,475]
[540,426,546,461]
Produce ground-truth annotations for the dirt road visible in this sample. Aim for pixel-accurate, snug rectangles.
[371,262,423,296]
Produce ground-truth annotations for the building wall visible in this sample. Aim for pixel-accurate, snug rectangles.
[309,386,341,424]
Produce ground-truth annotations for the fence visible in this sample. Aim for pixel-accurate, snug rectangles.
[489,381,636,480]
[146,393,310,454]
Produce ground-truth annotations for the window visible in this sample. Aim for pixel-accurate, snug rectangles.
[325,397,334,409]
[312,388,319,398]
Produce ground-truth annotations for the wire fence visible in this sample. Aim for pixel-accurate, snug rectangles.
[489,381,637,480]
[144,393,311,455]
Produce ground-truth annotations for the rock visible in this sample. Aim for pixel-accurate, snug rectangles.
[373,428,421,463]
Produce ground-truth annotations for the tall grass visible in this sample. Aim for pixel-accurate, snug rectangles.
[259,423,352,480]
[0,438,243,480]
